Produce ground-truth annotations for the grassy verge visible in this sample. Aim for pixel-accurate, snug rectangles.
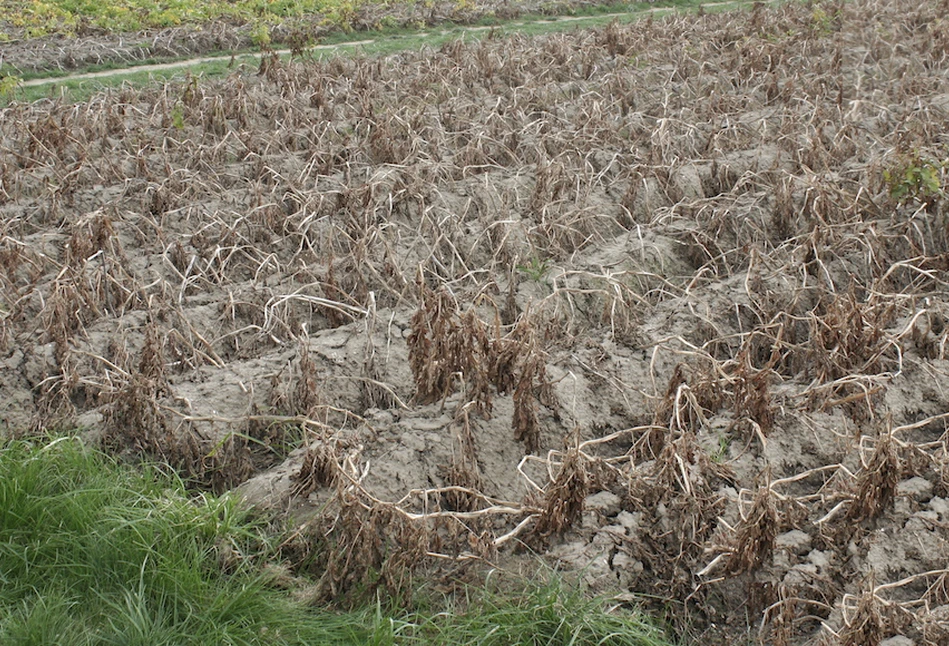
[402,578,675,645]
[0,436,674,645]
[0,436,360,645]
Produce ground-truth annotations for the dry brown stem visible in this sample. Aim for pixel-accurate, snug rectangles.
[845,431,901,524]
[724,483,781,575]
[532,438,590,538]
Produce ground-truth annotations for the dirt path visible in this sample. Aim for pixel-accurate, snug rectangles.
[18,40,375,88]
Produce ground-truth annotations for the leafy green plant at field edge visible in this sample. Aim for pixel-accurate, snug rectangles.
[0,75,21,99]
[250,22,272,50]
[884,154,947,206]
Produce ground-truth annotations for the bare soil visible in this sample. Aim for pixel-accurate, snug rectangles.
[2,0,949,644]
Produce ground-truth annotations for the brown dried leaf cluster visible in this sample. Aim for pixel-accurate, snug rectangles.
[408,286,553,451]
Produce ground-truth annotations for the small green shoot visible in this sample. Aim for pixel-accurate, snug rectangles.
[712,433,732,463]
[517,256,550,282]
[170,101,186,129]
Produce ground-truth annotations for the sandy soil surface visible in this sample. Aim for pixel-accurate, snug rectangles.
[2,0,949,643]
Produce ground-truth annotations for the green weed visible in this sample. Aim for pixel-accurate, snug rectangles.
[712,433,732,463]
[250,22,272,50]
[0,75,21,99]
[169,101,186,129]
[884,154,947,206]
[517,256,551,282]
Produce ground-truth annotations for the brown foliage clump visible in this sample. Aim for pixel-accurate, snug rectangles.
[292,437,342,497]
[838,586,887,646]
[532,444,590,537]
[440,406,484,512]
[407,287,490,409]
[407,286,555,452]
[290,496,439,606]
[510,334,554,455]
[832,575,914,646]
[725,484,780,575]
[807,287,897,384]
[100,320,172,455]
[845,432,901,524]
[101,372,172,457]
[270,341,327,423]
[731,344,775,433]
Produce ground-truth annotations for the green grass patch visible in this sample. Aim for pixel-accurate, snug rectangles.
[0,436,674,645]
[0,436,361,645]
[403,576,675,645]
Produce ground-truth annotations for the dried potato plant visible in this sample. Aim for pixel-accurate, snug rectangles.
[408,286,555,451]
[844,431,902,525]
[531,441,591,537]
[723,483,781,576]
[440,405,484,512]
[730,343,775,435]
[269,340,327,423]
[291,496,437,605]
[2,0,949,641]
[407,287,490,409]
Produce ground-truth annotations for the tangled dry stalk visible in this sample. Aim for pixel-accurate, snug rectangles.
[2,0,949,643]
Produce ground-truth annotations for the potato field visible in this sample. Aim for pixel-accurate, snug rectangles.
[1,0,949,643]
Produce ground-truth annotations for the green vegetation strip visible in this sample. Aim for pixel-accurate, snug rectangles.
[0,437,673,645]
[0,0,381,38]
